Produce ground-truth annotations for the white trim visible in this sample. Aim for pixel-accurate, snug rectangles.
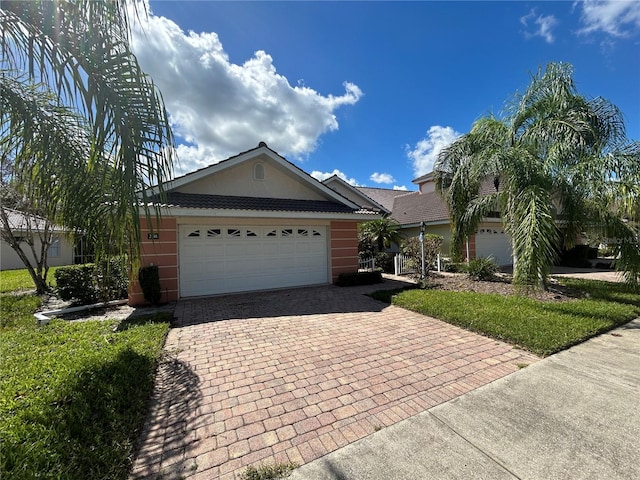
[146,144,363,211]
[139,206,376,221]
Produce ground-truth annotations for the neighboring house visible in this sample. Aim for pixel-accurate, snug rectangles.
[0,209,75,270]
[129,143,379,305]
[334,172,513,266]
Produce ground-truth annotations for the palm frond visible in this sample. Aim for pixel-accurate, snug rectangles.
[1,0,175,265]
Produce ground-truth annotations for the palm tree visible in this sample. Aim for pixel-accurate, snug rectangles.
[359,217,402,254]
[1,1,175,293]
[435,62,640,289]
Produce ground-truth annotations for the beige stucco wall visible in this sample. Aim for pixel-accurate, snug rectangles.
[177,154,326,201]
[419,180,436,194]
[0,234,74,270]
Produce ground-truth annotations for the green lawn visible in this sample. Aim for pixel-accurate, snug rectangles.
[371,278,640,357]
[0,286,170,479]
[0,266,63,293]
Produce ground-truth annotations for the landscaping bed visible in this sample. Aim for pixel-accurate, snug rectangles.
[372,275,640,357]
[423,272,578,301]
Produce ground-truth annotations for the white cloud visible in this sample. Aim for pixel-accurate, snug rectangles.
[576,0,640,37]
[129,2,362,175]
[393,185,408,191]
[311,169,360,186]
[406,125,461,177]
[369,172,395,184]
[520,9,559,43]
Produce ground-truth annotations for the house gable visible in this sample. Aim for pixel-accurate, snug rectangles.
[160,143,361,208]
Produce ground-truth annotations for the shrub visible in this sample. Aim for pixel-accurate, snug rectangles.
[401,234,444,277]
[55,256,129,305]
[374,252,395,274]
[467,257,499,281]
[335,271,383,287]
[138,265,162,304]
[95,256,128,301]
[55,265,99,304]
[444,262,467,273]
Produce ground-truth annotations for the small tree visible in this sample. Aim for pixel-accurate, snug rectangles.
[0,206,56,294]
[401,234,443,278]
[359,218,402,253]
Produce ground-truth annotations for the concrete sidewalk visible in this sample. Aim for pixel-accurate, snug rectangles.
[289,318,640,480]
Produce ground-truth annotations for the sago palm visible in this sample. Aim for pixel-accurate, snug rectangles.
[359,217,402,253]
[435,62,640,289]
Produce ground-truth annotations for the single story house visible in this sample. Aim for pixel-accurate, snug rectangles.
[129,143,379,305]
[323,172,513,266]
[0,208,75,270]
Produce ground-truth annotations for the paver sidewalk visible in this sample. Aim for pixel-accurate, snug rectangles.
[130,281,538,479]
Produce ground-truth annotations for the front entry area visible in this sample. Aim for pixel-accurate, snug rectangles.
[178,224,328,297]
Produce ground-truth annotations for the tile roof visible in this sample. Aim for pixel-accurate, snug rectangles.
[153,192,364,214]
[355,187,414,212]
[390,191,451,225]
[1,208,66,232]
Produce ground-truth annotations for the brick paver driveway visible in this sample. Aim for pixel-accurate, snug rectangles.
[131,279,538,480]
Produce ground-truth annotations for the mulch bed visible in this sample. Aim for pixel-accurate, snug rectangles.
[423,273,580,302]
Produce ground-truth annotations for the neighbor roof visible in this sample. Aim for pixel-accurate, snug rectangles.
[390,191,450,225]
[1,208,66,232]
[355,187,414,212]
[322,175,390,214]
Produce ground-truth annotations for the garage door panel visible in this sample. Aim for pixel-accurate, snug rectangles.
[179,225,328,297]
[476,228,513,266]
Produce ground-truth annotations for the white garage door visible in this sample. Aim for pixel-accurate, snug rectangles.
[475,227,513,266]
[179,225,328,297]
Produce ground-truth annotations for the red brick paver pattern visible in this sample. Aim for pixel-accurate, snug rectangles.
[130,281,539,480]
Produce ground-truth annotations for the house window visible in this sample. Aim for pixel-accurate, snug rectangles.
[48,238,60,258]
[281,229,293,237]
[227,228,241,237]
[312,229,322,237]
[207,229,221,238]
[188,229,200,237]
[297,229,309,237]
[253,163,265,181]
[266,229,277,237]
[246,229,258,237]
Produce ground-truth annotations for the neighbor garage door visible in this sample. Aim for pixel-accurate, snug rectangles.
[475,227,513,266]
[179,225,328,297]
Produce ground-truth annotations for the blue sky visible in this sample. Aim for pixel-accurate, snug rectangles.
[131,1,640,190]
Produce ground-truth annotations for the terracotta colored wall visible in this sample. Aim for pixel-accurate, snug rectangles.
[330,220,359,282]
[129,217,179,306]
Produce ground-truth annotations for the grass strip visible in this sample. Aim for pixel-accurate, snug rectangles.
[372,279,639,356]
[0,267,62,293]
